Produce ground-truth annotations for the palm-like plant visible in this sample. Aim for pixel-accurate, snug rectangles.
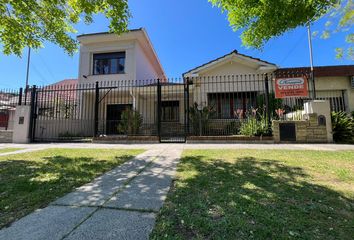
[331,111,354,144]
[118,109,143,135]
[189,102,216,136]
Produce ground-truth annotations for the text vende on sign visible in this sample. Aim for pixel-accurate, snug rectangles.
[274,77,309,99]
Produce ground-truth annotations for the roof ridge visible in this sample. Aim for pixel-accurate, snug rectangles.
[183,50,276,76]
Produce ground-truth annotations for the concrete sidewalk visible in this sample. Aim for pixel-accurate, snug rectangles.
[0,146,183,240]
[1,142,353,239]
[1,142,354,152]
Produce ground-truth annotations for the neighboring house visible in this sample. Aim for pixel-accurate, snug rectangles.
[276,66,354,112]
[0,92,17,130]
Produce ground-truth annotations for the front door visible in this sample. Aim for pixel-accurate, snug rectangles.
[106,104,132,135]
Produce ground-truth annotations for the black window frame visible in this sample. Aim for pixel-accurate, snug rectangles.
[161,101,179,122]
[92,52,126,75]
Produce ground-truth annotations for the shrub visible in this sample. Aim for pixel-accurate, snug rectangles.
[239,117,269,137]
[239,109,271,136]
[331,111,354,144]
[117,109,143,135]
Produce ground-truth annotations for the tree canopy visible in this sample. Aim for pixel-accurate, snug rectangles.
[210,0,353,58]
[209,0,339,48]
[0,0,129,56]
[0,0,352,59]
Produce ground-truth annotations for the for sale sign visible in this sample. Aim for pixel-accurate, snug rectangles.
[274,77,309,98]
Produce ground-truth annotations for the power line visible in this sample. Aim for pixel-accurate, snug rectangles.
[30,63,50,86]
[279,31,307,65]
[36,51,57,82]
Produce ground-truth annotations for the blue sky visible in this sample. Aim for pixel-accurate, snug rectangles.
[0,0,352,88]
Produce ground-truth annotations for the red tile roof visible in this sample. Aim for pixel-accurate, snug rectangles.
[27,79,79,103]
[49,79,78,87]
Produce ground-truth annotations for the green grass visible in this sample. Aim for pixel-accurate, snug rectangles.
[151,150,354,240]
[0,148,143,229]
[0,148,23,154]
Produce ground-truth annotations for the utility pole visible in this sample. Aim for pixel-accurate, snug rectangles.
[24,47,31,103]
[307,23,316,99]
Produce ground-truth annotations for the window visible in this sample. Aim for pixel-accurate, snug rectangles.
[208,92,257,119]
[93,52,125,75]
[161,101,179,122]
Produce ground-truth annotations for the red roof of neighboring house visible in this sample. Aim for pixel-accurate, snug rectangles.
[23,79,79,103]
[39,79,78,101]
[49,79,78,87]
[275,65,354,77]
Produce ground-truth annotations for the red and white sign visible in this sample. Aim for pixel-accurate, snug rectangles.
[274,77,309,99]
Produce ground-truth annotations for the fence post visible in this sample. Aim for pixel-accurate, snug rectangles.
[18,87,23,105]
[24,85,28,105]
[28,85,37,142]
[94,81,99,137]
[184,77,190,137]
[264,74,271,131]
[157,79,161,140]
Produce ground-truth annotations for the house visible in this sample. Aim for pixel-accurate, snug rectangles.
[28,29,354,141]
[76,28,168,137]
[183,50,278,120]
[183,52,354,115]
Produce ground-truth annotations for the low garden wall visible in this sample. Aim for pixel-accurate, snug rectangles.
[0,130,13,143]
[273,113,328,143]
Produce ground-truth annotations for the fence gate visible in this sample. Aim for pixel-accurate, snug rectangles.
[157,80,187,143]
[31,83,96,142]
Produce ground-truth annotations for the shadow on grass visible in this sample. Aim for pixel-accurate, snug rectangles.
[151,155,354,240]
[0,154,135,229]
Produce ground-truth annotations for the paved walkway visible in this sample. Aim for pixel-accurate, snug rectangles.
[0,146,183,240]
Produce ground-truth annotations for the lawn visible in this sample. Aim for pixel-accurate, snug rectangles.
[0,148,143,229]
[151,150,354,240]
[0,148,22,154]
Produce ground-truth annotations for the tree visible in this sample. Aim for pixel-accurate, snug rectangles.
[315,1,353,59]
[209,0,352,58]
[0,0,129,56]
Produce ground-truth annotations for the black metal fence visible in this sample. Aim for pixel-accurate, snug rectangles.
[0,73,348,142]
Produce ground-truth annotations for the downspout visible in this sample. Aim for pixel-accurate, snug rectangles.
[130,90,136,110]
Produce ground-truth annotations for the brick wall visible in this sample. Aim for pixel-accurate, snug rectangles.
[0,130,13,143]
[273,113,328,143]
